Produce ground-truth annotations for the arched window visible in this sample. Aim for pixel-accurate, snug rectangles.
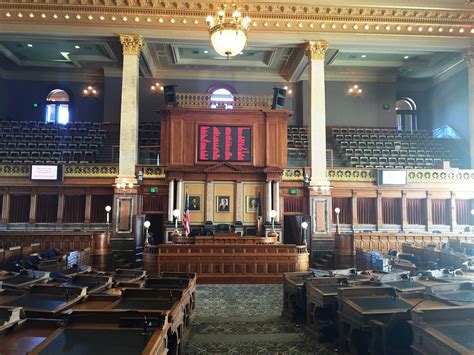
[432,125,461,139]
[45,89,70,125]
[396,97,417,132]
[207,84,236,109]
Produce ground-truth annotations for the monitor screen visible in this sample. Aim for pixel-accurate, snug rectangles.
[197,125,251,162]
[31,165,62,181]
[377,169,407,186]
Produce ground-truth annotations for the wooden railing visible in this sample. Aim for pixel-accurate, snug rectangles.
[143,243,309,281]
[176,93,273,109]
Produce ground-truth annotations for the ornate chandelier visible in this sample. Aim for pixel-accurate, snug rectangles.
[206,8,251,58]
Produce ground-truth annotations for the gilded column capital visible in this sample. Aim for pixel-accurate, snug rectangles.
[120,34,144,56]
[304,40,329,61]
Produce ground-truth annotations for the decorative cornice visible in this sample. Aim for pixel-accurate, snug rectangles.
[304,41,329,61]
[0,1,472,38]
[120,34,144,55]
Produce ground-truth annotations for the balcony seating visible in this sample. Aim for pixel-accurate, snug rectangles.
[0,120,109,164]
[330,127,458,169]
[287,126,308,165]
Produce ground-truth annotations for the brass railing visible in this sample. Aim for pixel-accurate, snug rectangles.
[176,93,273,109]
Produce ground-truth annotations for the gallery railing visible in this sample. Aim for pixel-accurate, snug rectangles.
[176,93,273,109]
[1,163,473,185]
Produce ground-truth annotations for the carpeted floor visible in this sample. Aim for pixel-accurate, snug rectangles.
[184,284,335,354]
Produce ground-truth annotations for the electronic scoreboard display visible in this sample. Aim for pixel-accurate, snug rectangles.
[198,125,251,162]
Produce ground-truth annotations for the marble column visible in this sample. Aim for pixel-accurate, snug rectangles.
[450,192,457,232]
[118,34,143,181]
[351,191,358,228]
[168,180,174,223]
[273,181,280,223]
[205,181,213,224]
[84,190,92,224]
[467,50,474,168]
[426,192,433,231]
[176,179,183,220]
[57,192,64,224]
[376,191,383,230]
[305,40,330,190]
[401,191,408,231]
[235,182,243,223]
[29,188,37,224]
[266,181,272,223]
[1,192,10,224]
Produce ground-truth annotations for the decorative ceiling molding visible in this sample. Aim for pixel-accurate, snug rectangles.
[0,1,473,38]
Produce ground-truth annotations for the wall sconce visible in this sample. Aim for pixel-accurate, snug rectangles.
[303,173,311,187]
[301,221,308,246]
[105,205,112,224]
[270,210,277,230]
[115,178,135,193]
[172,209,180,230]
[312,184,332,195]
[348,84,362,96]
[83,86,98,96]
[105,205,112,239]
[144,220,151,241]
[283,85,293,95]
[150,82,164,92]
[334,207,341,234]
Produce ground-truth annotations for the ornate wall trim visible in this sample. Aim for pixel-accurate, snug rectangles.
[0,1,472,38]
[327,168,474,184]
[282,168,304,181]
[0,164,119,178]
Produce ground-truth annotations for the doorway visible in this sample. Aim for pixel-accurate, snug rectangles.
[144,214,165,245]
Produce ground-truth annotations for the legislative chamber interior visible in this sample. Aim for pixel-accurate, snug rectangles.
[0,1,473,354]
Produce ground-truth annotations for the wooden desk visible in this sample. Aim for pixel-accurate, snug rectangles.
[144,244,309,283]
[0,311,169,355]
[352,232,474,255]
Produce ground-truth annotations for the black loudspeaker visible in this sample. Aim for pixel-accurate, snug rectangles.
[163,84,177,106]
[271,87,287,109]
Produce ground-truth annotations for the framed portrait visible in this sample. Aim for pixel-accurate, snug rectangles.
[188,195,201,211]
[246,196,259,213]
[216,196,230,212]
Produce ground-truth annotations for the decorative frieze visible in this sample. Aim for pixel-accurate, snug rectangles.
[0,1,472,37]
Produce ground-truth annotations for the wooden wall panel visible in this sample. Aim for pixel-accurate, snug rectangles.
[213,182,235,224]
[183,182,206,223]
[158,108,290,169]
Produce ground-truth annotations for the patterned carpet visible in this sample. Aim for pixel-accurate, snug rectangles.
[184,284,335,355]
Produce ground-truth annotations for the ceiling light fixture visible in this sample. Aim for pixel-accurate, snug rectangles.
[204,50,209,54]
[83,86,98,96]
[75,45,80,49]
[27,43,33,48]
[348,84,362,96]
[404,55,409,59]
[206,6,250,58]
[361,54,367,58]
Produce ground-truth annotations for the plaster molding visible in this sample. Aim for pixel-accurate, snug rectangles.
[431,56,468,85]
[2,69,105,82]
[0,1,472,39]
